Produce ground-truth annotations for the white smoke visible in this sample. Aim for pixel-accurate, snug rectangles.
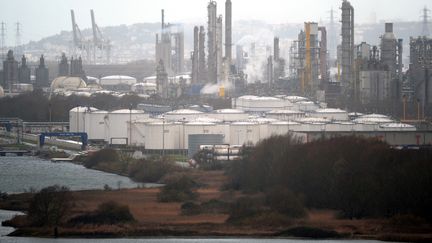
[200,81,233,95]
[236,28,274,84]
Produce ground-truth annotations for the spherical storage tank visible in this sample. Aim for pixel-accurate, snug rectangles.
[51,76,87,91]
[104,109,149,144]
[69,106,98,133]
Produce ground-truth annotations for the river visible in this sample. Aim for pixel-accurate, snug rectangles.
[0,156,393,242]
[0,156,159,193]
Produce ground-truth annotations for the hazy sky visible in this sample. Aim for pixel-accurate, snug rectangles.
[0,0,430,44]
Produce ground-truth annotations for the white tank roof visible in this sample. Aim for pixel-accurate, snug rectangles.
[231,121,256,125]
[189,117,222,123]
[166,109,204,115]
[284,96,309,102]
[111,109,146,114]
[360,113,389,119]
[379,123,415,129]
[213,109,245,114]
[248,117,279,124]
[267,109,305,114]
[270,121,301,125]
[315,108,347,113]
[186,121,216,125]
[296,117,330,123]
[354,117,394,124]
[70,106,98,112]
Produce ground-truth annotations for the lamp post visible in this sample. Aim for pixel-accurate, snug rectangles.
[129,104,132,146]
[162,117,165,157]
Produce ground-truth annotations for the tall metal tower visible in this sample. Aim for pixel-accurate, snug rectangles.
[225,0,232,66]
[421,6,430,37]
[15,22,21,56]
[0,22,6,60]
[341,0,354,94]
[328,7,338,61]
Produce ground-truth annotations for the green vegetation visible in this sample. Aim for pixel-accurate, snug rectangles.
[84,149,179,183]
[27,185,73,226]
[0,90,231,122]
[158,174,198,202]
[69,201,135,225]
[226,135,432,221]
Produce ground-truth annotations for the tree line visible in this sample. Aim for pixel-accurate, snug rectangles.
[226,135,432,221]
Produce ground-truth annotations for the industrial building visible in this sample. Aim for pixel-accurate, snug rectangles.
[408,36,432,117]
[69,94,422,157]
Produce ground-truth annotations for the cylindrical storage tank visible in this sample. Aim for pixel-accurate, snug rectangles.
[266,109,306,121]
[164,109,204,122]
[311,108,349,121]
[69,106,98,133]
[325,122,355,132]
[143,121,182,150]
[100,75,137,91]
[268,121,301,136]
[229,122,260,145]
[129,118,159,146]
[188,134,224,159]
[248,117,278,141]
[84,110,108,140]
[353,117,394,131]
[104,109,149,145]
[292,101,320,112]
[378,123,416,131]
[184,122,229,149]
[208,109,249,121]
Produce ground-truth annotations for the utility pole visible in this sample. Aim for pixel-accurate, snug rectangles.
[1,22,6,60]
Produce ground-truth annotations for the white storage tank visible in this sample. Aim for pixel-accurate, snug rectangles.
[184,121,230,149]
[268,121,301,136]
[131,82,157,95]
[325,122,355,132]
[104,109,149,145]
[266,109,305,121]
[84,110,108,141]
[69,106,98,133]
[311,108,349,121]
[295,117,330,132]
[233,96,287,112]
[292,101,320,112]
[229,122,260,145]
[143,121,182,150]
[129,118,159,146]
[100,75,137,91]
[164,109,204,122]
[208,109,249,121]
[378,123,416,131]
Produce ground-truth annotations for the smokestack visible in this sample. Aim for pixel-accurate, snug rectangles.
[161,9,165,30]
[385,23,393,33]
[225,0,232,65]
[273,37,280,61]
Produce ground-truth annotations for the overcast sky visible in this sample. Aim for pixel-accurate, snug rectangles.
[0,0,430,44]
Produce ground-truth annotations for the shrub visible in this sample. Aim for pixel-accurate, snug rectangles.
[128,159,177,183]
[84,149,119,168]
[227,196,264,223]
[27,185,73,226]
[265,187,306,218]
[181,202,202,215]
[158,174,198,202]
[69,201,135,225]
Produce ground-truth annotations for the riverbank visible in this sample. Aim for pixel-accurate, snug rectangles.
[2,170,432,242]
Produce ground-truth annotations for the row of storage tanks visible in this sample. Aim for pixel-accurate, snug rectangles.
[70,100,416,149]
